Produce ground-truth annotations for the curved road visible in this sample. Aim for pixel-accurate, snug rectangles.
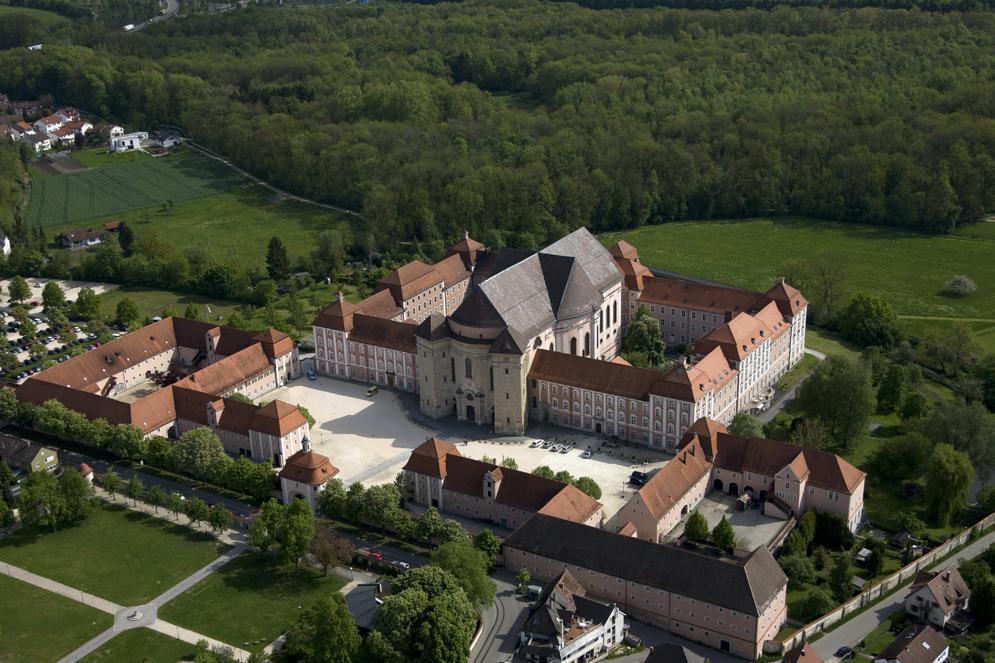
[130,0,179,31]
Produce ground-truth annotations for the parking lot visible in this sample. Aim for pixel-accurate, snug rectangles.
[665,492,788,550]
[266,375,672,519]
[0,278,117,383]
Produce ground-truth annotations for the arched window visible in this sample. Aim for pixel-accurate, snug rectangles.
[570,337,577,355]
[584,333,590,356]
[549,342,554,351]
[465,358,472,379]
[450,357,456,382]
[613,301,618,325]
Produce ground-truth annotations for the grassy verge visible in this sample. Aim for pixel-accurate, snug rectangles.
[0,574,112,663]
[776,353,818,391]
[0,502,226,605]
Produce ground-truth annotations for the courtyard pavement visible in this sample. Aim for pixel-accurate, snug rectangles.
[665,492,788,551]
[267,375,672,519]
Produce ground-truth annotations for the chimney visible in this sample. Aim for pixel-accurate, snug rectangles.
[301,437,311,453]
[942,571,950,582]
[337,290,344,303]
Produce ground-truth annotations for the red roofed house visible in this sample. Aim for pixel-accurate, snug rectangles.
[402,436,603,529]
[79,463,94,483]
[279,440,339,509]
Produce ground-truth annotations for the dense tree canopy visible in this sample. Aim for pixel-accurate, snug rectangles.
[2,1,994,257]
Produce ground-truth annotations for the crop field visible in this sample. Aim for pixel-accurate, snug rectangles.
[26,149,242,227]
[602,218,995,325]
[0,3,69,26]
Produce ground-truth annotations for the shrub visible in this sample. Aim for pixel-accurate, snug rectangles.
[943,274,977,297]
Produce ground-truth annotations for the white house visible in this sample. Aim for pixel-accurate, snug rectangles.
[109,125,124,138]
[111,131,149,153]
[904,567,970,632]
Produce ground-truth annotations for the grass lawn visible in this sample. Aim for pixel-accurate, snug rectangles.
[776,353,817,391]
[804,328,862,361]
[0,3,70,26]
[899,316,995,354]
[0,502,226,605]
[159,552,347,652]
[80,627,197,663]
[72,148,152,169]
[26,148,242,228]
[602,218,995,319]
[0,574,112,663]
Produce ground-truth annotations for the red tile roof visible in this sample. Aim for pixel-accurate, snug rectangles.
[252,400,308,437]
[402,437,460,478]
[348,314,417,354]
[279,449,338,485]
[640,275,760,316]
[635,438,711,519]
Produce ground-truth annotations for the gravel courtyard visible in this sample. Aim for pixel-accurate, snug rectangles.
[665,492,788,551]
[265,376,671,519]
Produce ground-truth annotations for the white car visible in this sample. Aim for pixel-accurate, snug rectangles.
[530,439,542,448]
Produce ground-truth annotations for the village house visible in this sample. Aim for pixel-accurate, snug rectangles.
[16,317,304,467]
[402,437,603,529]
[0,434,60,475]
[502,514,788,660]
[111,131,149,152]
[874,624,949,663]
[517,569,626,663]
[58,227,104,250]
[904,566,971,633]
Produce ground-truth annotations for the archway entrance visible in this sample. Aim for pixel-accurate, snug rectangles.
[713,479,723,492]
[728,483,739,495]
[681,504,689,516]
[595,423,602,434]
[466,405,476,422]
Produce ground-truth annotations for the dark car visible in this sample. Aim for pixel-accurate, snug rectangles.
[835,646,853,659]
[629,471,649,486]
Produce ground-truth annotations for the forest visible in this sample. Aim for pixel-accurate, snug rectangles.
[1,0,994,252]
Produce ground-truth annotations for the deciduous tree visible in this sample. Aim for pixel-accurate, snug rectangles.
[431,541,496,609]
[925,443,973,527]
[798,356,875,447]
[282,595,361,663]
[728,412,763,438]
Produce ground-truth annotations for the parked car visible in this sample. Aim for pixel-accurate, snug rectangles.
[835,646,853,659]
[368,551,384,560]
[629,471,648,486]
[307,370,317,381]
[581,450,593,459]
[559,446,569,453]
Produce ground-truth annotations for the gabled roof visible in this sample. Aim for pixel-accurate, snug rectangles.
[543,227,621,293]
[633,438,711,519]
[349,314,417,354]
[252,400,309,437]
[608,240,639,259]
[877,624,948,663]
[355,289,402,320]
[0,434,54,469]
[312,294,357,331]
[908,566,970,615]
[279,449,338,485]
[695,311,776,361]
[639,275,760,316]
[402,437,459,479]
[697,432,865,495]
[766,278,809,317]
[253,327,294,358]
[503,515,787,615]
[377,260,443,301]
[175,344,272,395]
[443,454,601,523]
[432,253,471,287]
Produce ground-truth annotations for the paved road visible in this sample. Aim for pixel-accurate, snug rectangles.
[813,526,995,660]
[130,0,179,31]
[471,570,529,663]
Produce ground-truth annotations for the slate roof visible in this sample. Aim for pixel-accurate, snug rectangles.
[522,569,616,653]
[0,434,54,470]
[503,514,787,615]
[543,227,622,293]
[877,624,948,663]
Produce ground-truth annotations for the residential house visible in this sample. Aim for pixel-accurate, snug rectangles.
[58,227,104,250]
[0,435,60,474]
[111,131,148,152]
[344,582,385,632]
[502,514,788,660]
[278,441,338,509]
[874,624,949,663]
[48,120,93,147]
[403,436,603,529]
[25,132,51,153]
[517,569,625,663]
[0,230,9,258]
[33,113,63,135]
[904,567,971,632]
